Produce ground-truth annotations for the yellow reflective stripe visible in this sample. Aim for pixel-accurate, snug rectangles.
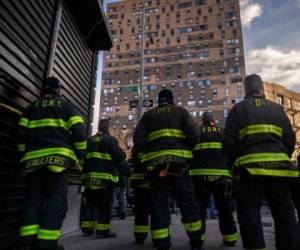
[247,168,299,177]
[87,185,105,190]
[134,225,149,233]
[48,165,65,173]
[21,147,78,163]
[138,182,150,188]
[137,152,145,160]
[183,220,202,232]
[37,229,61,240]
[74,141,87,150]
[17,144,26,152]
[0,103,22,116]
[131,173,145,180]
[96,224,111,230]
[193,142,222,151]
[223,232,238,242]
[234,153,290,166]
[189,169,231,176]
[239,124,282,140]
[28,119,68,129]
[201,234,205,241]
[82,172,119,183]
[152,228,169,239]
[20,224,39,236]
[19,117,29,127]
[81,221,94,228]
[141,149,193,162]
[86,152,112,160]
[68,116,84,128]
[147,129,185,142]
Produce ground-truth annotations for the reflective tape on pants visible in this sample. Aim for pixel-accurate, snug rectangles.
[37,229,61,240]
[96,224,111,231]
[223,232,238,242]
[20,224,39,236]
[81,221,94,228]
[152,228,169,239]
[134,225,149,233]
[183,220,202,232]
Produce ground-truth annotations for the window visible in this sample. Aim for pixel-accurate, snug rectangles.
[288,98,292,108]
[225,88,230,96]
[277,95,284,105]
[224,109,228,118]
[177,2,192,9]
[188,101,196,107]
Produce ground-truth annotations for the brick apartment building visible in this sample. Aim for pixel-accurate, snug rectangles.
[100,0,246,129]
[264,82,300,157]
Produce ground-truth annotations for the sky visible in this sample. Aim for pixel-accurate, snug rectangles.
[92,0,300,131]
[240,0,300,91]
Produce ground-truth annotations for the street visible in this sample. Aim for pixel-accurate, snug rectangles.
[62,214,276,250]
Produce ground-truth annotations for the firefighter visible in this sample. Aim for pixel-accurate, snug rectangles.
[80,119,125,238]
[17,77,86,250]
[223,74,300,250]
[190,112,238,246]
[130,147,151,245]
[133,89,203,250]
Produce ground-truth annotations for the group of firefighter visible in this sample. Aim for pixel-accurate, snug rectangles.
[17,74,300,250]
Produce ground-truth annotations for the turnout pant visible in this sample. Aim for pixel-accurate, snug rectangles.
[20,168,68,249]
[81,187,114,235]
[235,176,300,250]
[193,178,238,244]
[149,168,202,249]
[134,187,151,241]
[290,180,300,224]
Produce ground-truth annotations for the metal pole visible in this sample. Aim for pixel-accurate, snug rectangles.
[138,0,145,119]
[46,0,63,77]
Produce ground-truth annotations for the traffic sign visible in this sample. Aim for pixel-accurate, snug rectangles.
[130,100,139,108]
[143,99,153,107]
[129,100,154,108]
[118,86,138,93]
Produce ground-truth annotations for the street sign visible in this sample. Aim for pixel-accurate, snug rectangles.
[129,100,154,108]
[130,100,139,108]
[143,99,153,107]
[118,86,138,93]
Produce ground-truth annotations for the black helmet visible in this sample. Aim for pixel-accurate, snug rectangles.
[202,112,214,123]
[244,74,264,96]
[98,119,110,134]
[158,89,174,104]
[42,76,61,91]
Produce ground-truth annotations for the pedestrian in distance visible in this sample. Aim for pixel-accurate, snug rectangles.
[223,74,300,250]
[18,77,87,250]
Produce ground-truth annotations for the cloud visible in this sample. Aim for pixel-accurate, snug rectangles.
[298,0,300,7]
[240,0,263,28]
[245,47,300,89]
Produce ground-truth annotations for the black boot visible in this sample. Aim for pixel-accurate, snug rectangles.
[135,238,145,245]
[223,240,236,247]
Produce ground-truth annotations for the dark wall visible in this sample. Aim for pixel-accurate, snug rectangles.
[0,0,98,248]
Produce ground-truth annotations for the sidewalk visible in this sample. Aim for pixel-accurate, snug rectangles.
[62,215,276,250]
